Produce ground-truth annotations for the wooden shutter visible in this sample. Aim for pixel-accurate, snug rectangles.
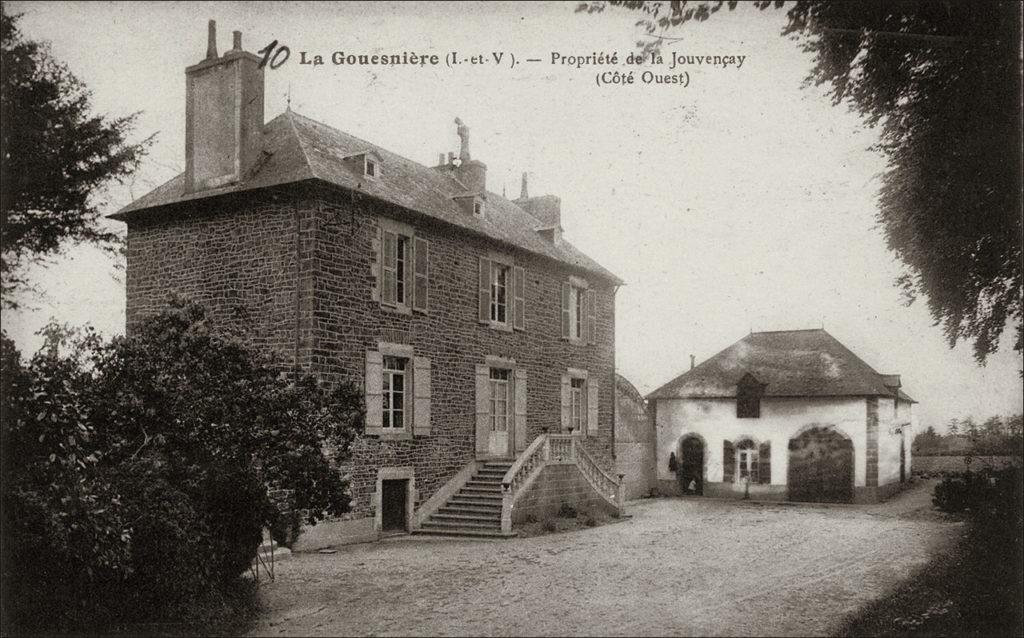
[723,440,735,483]
[586,290,597,344]
[365,351,384,435]
[560,374,571,430]
[586,379,599,436]
[514,368,527,451]
[371,226,382,302]
[475,364,490,455]
[513,266,526,331]
[382,231,397,306]
[402,238,414,307]
[478,257,491,324]
[758,441,771,484]
[560,282,571,339]
[413,356,431,436]
[413,237,429,313]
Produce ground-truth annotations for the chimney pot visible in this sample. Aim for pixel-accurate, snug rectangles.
[520,172,529,199]
[690,355,696,370]
[447,152,455,165]
[437,153,445,166]
[206,20,218,59]
[232,30,242,51]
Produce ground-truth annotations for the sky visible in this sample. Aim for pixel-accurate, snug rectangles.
[3,0,1021,432]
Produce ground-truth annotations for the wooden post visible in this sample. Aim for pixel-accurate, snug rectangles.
[616,473,625,507]
[501,481,513,534]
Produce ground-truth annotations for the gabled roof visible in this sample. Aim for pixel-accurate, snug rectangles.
[647,329,916,402]
[111,110,622,284]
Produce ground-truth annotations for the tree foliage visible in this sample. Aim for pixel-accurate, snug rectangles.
[0,299,360,632]
[0,8,151,306]
[579,0,1023,362]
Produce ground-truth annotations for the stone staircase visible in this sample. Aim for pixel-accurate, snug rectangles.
[414,460,517,538]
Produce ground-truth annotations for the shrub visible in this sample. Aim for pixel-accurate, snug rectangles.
[521,512,538,524]
[558,502,577,518]
[582,515,598,527]
[0,298,362,633]
[541,518,557,533]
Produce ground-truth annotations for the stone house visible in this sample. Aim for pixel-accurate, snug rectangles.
[111,23,625,542]
[647,329,916,503]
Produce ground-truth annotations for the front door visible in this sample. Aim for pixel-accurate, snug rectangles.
[488,368,512,457]
[788,426,854,503]
[381,479,408,532]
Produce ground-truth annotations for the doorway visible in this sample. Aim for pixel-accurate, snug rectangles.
[787,426,853,503]
[381,479,408,532]
[680,435,704,495]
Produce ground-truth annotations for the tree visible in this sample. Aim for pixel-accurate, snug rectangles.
[578,0,1022,362]
[1,299,360,632]
[0,8,151,306]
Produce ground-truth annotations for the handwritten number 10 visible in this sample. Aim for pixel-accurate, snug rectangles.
[258,41,290,69]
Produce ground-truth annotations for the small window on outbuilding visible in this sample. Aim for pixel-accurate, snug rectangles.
[365,158,378,178]
[473,200,483,216]
[736,373,765,419]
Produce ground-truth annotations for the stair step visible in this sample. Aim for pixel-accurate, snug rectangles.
[441,504,503,515]
[466,479,503,487]
[432,511,502,523]
[455,490,503,499]
[412,528,516,539]
[447,500,503,511]
[422,519,502,530]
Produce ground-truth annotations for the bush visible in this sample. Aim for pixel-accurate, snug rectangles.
[541,518,557,533]
[1,299,362,633]
[557,502,577,518]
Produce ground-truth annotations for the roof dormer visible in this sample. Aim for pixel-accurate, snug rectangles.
[342,151,383,180]
[453,192,486,218]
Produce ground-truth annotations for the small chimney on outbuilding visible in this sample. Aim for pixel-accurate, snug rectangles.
[690,355,696,370]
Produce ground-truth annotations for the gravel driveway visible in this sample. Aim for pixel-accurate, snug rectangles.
[252,481,959,637]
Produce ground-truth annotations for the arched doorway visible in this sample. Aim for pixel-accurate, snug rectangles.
[787,426,853,503]
[679,435,704,495]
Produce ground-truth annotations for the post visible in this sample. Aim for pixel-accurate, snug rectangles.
[616,473,625,507]
[501,482,513,534]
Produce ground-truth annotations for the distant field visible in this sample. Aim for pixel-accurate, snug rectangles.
[913,455,1020,474]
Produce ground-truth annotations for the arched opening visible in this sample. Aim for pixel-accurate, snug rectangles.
[678,435,705,495]
[787,425,853,503]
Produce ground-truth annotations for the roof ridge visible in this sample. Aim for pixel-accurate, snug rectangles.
[749,328,827,335]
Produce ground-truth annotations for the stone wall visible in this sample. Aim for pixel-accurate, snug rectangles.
[124,185,618,525]
[511,464,618,524]
[614,375,653,500]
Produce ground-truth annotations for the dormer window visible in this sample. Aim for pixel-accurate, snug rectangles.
[737,373,765,418]
[473,200,483,216]
[453,193,485,217]
[365,157,378,178]
[342,151,383,180]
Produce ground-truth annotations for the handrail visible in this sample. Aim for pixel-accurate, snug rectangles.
[573,438,622,509]
[501,433,548,489]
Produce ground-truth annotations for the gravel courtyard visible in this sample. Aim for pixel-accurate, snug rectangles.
[252,481,959,637]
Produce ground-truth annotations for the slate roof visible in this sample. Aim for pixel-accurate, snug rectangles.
[111,110,621,284]
[647,329,916,403]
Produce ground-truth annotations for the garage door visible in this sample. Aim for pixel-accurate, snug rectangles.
[787,426,853,503]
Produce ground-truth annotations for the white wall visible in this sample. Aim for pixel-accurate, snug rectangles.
[654,396,868,487]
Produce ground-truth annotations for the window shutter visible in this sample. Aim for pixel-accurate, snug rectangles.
[560,282,571,339]
[723,440,735,483]
[365,351,384,435]
[382,231,397,305]
[371,226,382,302]
[586,290,597,345]
[560,374,571,430]
[586,379,599,435]
[758,441,771,484]
[413,238,429,313]
[514,368,527,451]
[475,364,490,455]
[513,266,526,331]
[413,356,431,436]
[403,239,414,307]
[478,258,491,324]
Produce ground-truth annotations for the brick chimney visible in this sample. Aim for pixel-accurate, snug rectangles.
[184,20,264,192]
[514,173,562,242]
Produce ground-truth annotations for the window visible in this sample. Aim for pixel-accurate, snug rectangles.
[567,285,584,340]
[736,440,759,483]
[381,231,411,308]
[473,200,483,216]
[382,356,408,429]
[479,257,525,330]
[489,368,511,433]
[395,236,408,305]
[378,221,429,314]
[561,280,596,343]
[737,374,764,418]
[365,158,378,178]
[490,263,509,325]
[570,377,585,432]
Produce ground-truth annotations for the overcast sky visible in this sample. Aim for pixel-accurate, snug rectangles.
[3,0,1021,431]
